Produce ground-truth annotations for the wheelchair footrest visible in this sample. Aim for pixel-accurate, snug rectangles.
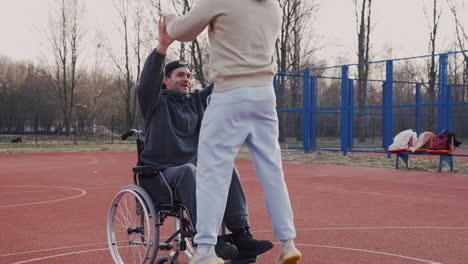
[159,243,173,251]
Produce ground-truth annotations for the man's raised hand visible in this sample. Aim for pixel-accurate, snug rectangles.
[157,13,175,54]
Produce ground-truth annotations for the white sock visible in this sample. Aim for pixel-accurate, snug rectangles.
[197,244,212,256]
[280,239,293,247]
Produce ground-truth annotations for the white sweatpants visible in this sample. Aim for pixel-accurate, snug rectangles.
[194,86,296,246]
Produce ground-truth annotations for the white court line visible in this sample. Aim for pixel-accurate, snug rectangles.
[0,190,69,195]
[0,242,108,257]
[8,242,442,264]
[0,185,87,208]
[2,236,174,257]
[254,226,468,233]
[0,186,123,195]
[292,243,442,264]
[9,247,110,264]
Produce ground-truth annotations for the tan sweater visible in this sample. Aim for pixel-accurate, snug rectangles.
[167,0,281,92]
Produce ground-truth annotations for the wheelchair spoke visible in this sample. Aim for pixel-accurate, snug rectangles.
[108,186,158,264]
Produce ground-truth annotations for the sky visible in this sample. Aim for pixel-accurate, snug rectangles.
[0,0,467,68]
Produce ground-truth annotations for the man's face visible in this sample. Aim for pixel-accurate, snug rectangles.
[164,67,191,94]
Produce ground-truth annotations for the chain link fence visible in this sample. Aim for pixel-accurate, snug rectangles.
[0,116,144,145]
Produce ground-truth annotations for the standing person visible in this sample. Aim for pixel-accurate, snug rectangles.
[135,17,274,263]
[162,0,301,263]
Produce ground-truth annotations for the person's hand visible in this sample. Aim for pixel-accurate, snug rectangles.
[157,13,175,54]
[160,12,177,24]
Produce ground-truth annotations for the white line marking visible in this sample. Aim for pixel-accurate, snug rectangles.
[292,243,442,264]
[2,237,173,257]
[9,247,109,264]
[8,242,443,264]
[0,190,69,195]
[0,242,108,257]
[0,185,87,208]
[254,227,468,233]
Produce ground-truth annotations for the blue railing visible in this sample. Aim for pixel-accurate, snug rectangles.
[275,50,468,157]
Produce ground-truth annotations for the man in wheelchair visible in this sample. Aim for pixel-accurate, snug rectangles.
[134,19,273,263]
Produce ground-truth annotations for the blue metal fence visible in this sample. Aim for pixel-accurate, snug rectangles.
[275,51,468,157]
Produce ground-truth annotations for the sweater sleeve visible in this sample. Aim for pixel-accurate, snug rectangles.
[136,50,166,123]
[199,83,213,108]
[166,0,221,42]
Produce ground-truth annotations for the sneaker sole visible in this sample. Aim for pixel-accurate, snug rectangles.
[228,257,257,264]
[278,255,301,264]
[235,242,274,259]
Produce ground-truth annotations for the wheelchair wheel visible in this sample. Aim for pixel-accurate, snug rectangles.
[107,185,159,264]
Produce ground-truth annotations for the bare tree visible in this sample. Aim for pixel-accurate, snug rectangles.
[79,32,113,133]
[46,0,85,135]
[425,0,442,105]
[276,0,318,74]
[170,0,210,88]
[110,0,148,129]
[354,0,373,142]
[275,0,318,141]
[0,56,12,132]
[448,0,468,102]
[419,0,442,132]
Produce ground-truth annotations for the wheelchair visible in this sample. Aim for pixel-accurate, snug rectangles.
[107,129,196,264]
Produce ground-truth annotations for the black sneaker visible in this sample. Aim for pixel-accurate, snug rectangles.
[215,235,239,260]
[229,228,274,263]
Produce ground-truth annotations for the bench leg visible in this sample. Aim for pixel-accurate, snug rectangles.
[396,153,409,169]
[439,155,453,172]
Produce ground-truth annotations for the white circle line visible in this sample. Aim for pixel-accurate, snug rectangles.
[253,227,468,233]
[293,243,442,264]
[9,247,109,264]
[0,242,108,257]
[0,185,87,208]
[9,243,442,264]
[2,236,174,257]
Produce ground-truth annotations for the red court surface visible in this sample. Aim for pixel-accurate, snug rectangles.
[1,151,468,264]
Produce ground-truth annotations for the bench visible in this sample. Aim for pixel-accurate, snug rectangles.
[388,136,454,172]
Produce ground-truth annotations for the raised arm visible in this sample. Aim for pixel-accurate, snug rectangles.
[136,17,174,123]
[199,83,214,108]
[164,0,221,42]
[136,51,165,123]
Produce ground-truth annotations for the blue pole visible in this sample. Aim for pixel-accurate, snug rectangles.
[415,83,422,134]
[341,66,349,155]
[303,70,310,153]
[448,84,452,131]
[348,79,354,149]
[383,60,394,151]
[437,54,448,133]
[310,75,318,149]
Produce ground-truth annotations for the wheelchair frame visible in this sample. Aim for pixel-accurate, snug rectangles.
[107,129,196,264]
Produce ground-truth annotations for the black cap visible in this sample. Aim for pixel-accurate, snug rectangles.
[162,61,189,90]
[165,60,189,77]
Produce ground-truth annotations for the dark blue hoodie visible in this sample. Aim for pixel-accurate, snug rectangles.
[136,50,213,169]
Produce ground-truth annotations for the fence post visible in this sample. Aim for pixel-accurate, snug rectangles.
[34,114,38,145]
[74,115,77,145]
[310,75,317,149]
[448,84,452,132]
[340,65,349,155]
[383,60,394,151]
[302,70,310,153]
[111,115,114,144]
[437,54,449,133]
[348,79,354,149]
[415,83,422,134]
